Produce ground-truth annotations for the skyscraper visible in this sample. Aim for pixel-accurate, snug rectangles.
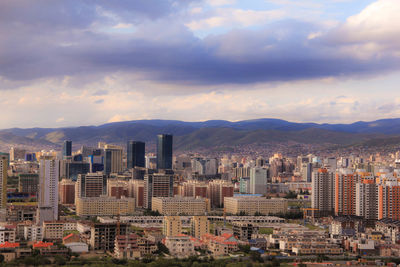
[103,144,123,175]
[38,157,59,223]
[335,169,360,216]
[143,172,174,209]
[127,141,145,168]
[0,155,8,209]
[249,167,268,195]
[157,134,173,170]
[63,140,72,158]
[311,168,335,217]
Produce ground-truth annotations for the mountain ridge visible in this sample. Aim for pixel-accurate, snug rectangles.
[2,118,400,151]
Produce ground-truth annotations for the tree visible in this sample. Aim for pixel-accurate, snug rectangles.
[144,209,161,216]
[249,251,263,263]
[238,244,250,253]
[54,255,67,265]
[284,191,297,199]
[156,242,170,255]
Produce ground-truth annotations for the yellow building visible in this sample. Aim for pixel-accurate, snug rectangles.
[224,197,288,215]
[191,216,209,238]
[163,216,182,237]
[152,197,209,215]
[76,196,135,216]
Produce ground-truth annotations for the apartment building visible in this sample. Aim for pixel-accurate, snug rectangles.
[152,197,209,215]
[163,216,182,237]
[76,196,135,217]
[224,196,287,215]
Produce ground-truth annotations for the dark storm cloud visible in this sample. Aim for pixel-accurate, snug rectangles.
[0,0,399,86]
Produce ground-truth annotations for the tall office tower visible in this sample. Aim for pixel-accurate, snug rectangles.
[60,160,90,181]
[157,134,173,170]
[0,155,7,209]
[38,157,59,223]
[127,141,145,169]
[378,183,400,220]
[59,179,76,205]
[335,169,360,216]
[63,140,72,158]
[301,163,313,182]
[104,144,123,175]
[356,180,378,220]
[163,216,182,237]
[191,216,209,239]
[143,172,173,209]
[76,172,107,201]
[207,180,234,208]
[311,168,335,216]
[249,167,268,195]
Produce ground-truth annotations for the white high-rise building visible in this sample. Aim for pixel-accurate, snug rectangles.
[249,168,268,195]
[311,169,335,216]
[356,181,378,220]
[38,157,59,223]
[0,155,8,209]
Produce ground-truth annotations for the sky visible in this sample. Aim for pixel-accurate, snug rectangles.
[1,0,400,128]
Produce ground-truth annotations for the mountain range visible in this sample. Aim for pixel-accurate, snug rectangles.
[1,118,400,151]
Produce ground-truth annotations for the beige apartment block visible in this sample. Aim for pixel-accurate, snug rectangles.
[76,196,135,216]
[152,197,209,215]
[191,216,209,239]
[163,216,182,237]
[224,196,288,215]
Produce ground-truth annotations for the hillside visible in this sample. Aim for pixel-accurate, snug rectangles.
[0,118,398,151]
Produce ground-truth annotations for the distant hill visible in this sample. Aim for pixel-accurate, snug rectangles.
[2,118,400,151]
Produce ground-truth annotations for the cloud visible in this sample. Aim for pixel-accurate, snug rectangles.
[93,90,109,96]
[0,0,399,90]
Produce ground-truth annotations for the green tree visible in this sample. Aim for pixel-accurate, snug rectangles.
[156,242,170,255]
[54,255,67,265]
[238,244,250,253]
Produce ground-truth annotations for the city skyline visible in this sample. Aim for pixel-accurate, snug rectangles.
[1,0,399,128]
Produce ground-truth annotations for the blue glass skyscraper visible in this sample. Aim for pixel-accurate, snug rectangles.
[63,140,72,157]
[127,141,145,168]
[156,134,173,170]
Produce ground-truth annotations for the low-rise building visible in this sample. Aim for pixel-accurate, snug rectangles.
[24,225,43,241]
[224,197,288,215]
[164,235,195,258]
[0,227,16,244]
[114,234,157,259]
[292,244,343,255]
[232,222,259,241]
[152,197,209,215]
[76,196,135,217]
[201,233,239,256]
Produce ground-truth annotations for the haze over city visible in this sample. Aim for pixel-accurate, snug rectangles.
[1,0,400,128]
